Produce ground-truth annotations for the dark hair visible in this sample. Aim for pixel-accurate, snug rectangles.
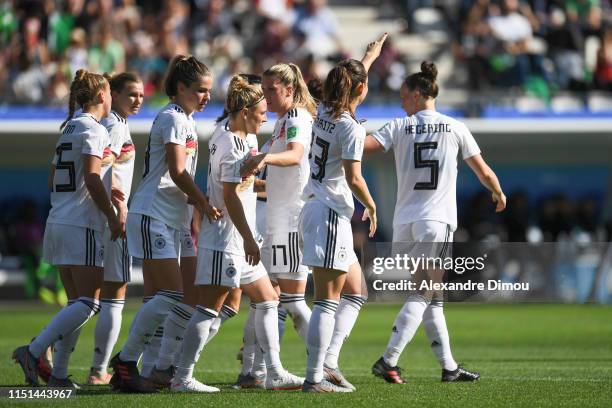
[307,78,323,104]
[216,74,262,123]
[323,59,367,119]
[163,54,211,97]
[105,71,141,93]
[404,61,438,99]
[60,69,108,130]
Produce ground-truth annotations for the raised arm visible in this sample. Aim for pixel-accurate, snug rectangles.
[465,154,506,213]
[361,33,388,73]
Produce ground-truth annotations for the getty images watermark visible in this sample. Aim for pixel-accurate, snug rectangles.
[369,252,530,292]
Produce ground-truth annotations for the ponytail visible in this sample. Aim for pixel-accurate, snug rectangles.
[163,54,211,97]
[60,69,108,130]
[323,59,367,119]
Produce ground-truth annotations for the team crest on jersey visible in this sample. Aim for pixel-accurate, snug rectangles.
[154,236,166,250]
[98,247,104,260]
[185,135,197,156]
[116,142,135,164]
[184,236,193,249]
[226,265,237,278]
[337,247,347,262]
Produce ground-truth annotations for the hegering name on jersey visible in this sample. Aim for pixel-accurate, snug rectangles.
[314,116,336,133]
[406,123,451,134]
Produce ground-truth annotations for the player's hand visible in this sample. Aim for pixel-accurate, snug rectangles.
[492,191,506,212]
[244,237,261,266]
[365,33,388,61]
[117,203,128,238]
[240,153,266,178]
[111,187,125,205]
[362,206,377,238]
[108,213,122,241]
[238,174,255,192]
[199,198,223,223]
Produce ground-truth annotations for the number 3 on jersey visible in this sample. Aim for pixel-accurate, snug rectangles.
[414,142,438,190]
[310,135,330,182]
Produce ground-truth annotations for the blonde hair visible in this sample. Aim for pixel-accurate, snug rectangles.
[61,69,109,130]
[263,63,316,117]
[226,75,264,115]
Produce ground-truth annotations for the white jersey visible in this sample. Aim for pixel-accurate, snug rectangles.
[306,107,365,219]
[129,103,198,230]
[101,110,136,201]
[47,112,110,232]
[266,107,313,233]
[256,137,272,238]
[200,127,258,255]
[372,109,481,231]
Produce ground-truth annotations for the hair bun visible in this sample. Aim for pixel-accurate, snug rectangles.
[229,74,250,93]
[420,61,437,81]
[75,69,89,81]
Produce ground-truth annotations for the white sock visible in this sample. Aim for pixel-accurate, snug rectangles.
[141,326,163,378]
[423,301,458,371]
[383,294,429,367]
[278,306,288,343]
[129,296,153,335]
[205,304,237,345]
[254,300,283,378]
[280,292,311,342]
[52,326,82,379]
[252,342,267,378]
[174,306,218,383]
[91,298,125,372]
[119,290,182,362]
[155,303,194,370]
[241,304,257,376]
[325,294,366,369]
[29,297,100,358]
[306,299,338,383]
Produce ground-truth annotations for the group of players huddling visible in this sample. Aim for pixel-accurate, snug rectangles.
[12,33,506,393]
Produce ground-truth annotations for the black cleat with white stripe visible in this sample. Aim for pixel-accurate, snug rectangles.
[442,366,480,382]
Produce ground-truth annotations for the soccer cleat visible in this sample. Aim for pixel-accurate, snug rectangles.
[302,379,353,393]
[371,357,406,384]
[149,366,175,389]
[87,368,112,385]
[323,365,356,391]
[109,353,157,393]
[12,345,41,387]
[29,338,53,383]
[442,366,480,382]
[265,370,304,390]
[233,372,265,389]
[47,375,81,389]
[170,377,220,393]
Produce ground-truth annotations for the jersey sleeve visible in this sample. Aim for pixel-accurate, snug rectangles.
[285,112,313,148]
[456,122,481,160]
[339,119,365,161]
[82,126,108,158]
[371,118,401,152]
[219,144,244,184]
[161,113,187,146]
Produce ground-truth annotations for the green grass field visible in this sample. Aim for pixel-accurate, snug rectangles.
[1,302,611,407]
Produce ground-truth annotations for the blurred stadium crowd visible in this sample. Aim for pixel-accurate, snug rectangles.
[0,0,610,108]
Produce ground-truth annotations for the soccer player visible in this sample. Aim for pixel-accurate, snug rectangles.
[13,70,121,388]
[170,75,303,393]
[300,58,378,393]
[110,55,221,393]
[88,72,143,385]
[366,61,506,383]
[241,63,317,345]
